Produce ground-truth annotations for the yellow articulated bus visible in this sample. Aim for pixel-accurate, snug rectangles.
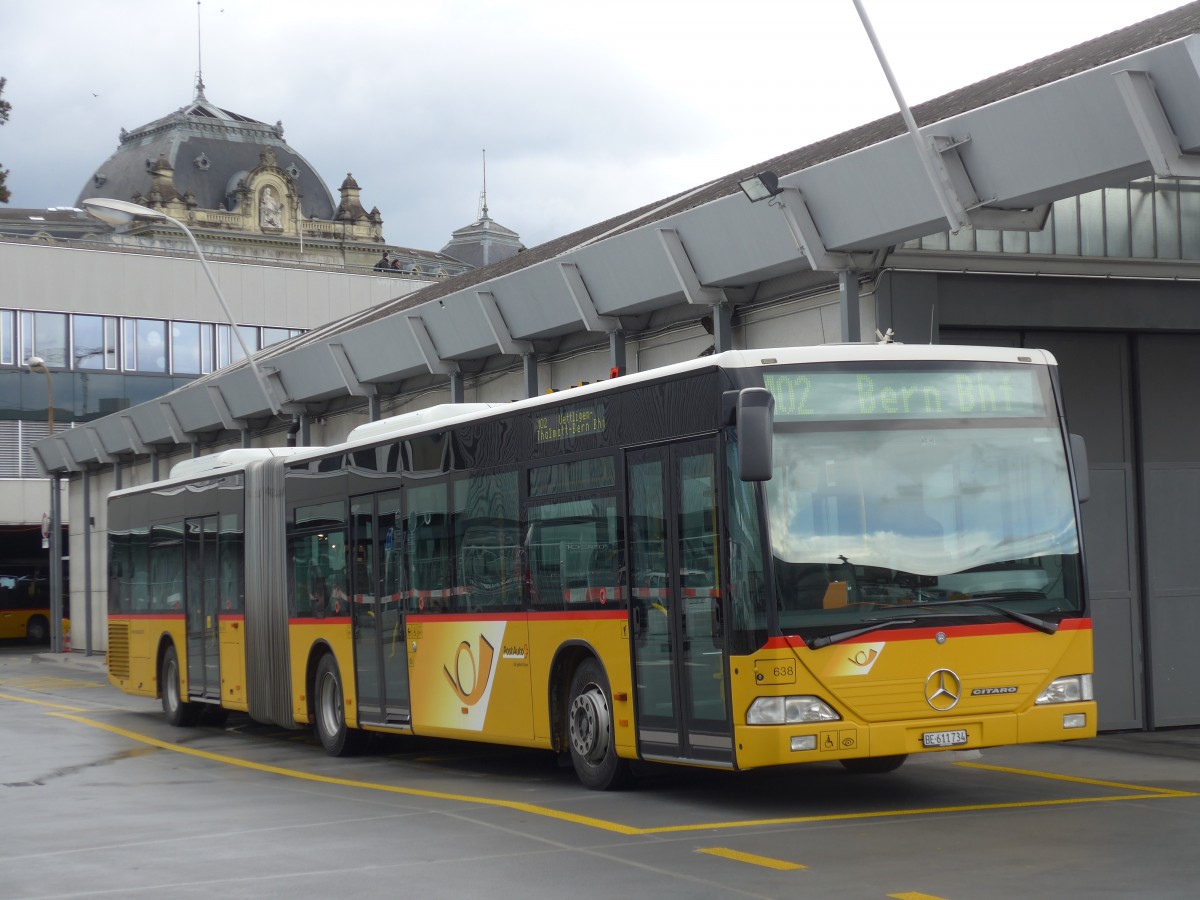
[0,565,67,644]
[106,344,1096,789]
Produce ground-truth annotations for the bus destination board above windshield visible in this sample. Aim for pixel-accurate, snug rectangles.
[764,368,1045,421]
[535,399,607,443]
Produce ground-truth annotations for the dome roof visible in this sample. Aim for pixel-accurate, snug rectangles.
[76,87,337,219]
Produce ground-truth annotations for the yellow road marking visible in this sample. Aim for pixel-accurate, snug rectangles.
[698,847,805,870]
[49,713,643,835]
[45,712,1198,837]
[0,675,104,690]
[955,761,1194,796]
[889,893,951,900]
[0,692,91,712]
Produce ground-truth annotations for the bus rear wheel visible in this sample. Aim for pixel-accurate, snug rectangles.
[567,658,631,790]
[25,615,49,645]
[314,654,364,757]
[840,754,907,774]
[161,645,201,727]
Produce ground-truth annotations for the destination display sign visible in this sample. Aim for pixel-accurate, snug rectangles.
[535,399,607,443]
[763,368,1046,422]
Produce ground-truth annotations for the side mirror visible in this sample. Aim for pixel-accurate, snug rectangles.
[737,387,774,481]
[1069,433,1089,504]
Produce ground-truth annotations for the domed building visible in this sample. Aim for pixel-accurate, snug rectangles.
[70,78,467,275]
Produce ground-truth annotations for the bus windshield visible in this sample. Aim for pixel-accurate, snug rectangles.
[766,415,1082,636]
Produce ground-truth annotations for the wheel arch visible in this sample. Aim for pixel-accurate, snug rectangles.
[304,639,337,723]
[155,632,178,699]
[547,639,602,753]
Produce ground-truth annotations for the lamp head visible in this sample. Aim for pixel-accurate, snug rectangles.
[82,197,167,227]
[27,355,47,371]
[738,171,782,203]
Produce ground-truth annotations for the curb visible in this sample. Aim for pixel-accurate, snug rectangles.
[32,651,107,673]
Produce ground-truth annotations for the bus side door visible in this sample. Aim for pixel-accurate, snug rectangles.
[627,438,732,765]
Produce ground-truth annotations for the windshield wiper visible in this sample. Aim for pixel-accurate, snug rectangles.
[808,618,919,649]
[907,594,1058,635]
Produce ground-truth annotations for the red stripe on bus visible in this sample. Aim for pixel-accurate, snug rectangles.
[762,617,1092,649]
[107,613,186,622]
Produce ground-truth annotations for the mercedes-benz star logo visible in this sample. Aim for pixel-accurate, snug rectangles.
[924,668,962,711]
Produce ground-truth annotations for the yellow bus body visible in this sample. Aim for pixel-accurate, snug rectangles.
[113,611,1094,770]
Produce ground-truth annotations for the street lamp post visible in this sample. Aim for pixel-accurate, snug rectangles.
[81,197,281,415]
[26,355,62,651]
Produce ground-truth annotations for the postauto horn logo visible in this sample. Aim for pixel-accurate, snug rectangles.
[443,635,496,706]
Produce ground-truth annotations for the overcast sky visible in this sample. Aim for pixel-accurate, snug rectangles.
[1,0,1189,252]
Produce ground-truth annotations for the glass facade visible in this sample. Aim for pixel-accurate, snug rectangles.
[0,309,301,378]
[903,176,1200,261]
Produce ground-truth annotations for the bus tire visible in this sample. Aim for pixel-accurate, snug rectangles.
[314,654,364,757]
[25,615,49,645]
[161,645,200,727]
[567,657,631,790]
[840,754,907,774]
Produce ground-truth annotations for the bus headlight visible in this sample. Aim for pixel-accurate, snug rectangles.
[1035,674,1094,705]
[746,696,840,725]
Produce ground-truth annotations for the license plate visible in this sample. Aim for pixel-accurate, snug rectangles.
[923,729,968,748]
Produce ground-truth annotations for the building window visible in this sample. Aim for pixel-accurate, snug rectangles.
[123,318,167,373]
[0,310,13,366]
[172,321,202,375]
[20,311,67,367]
[217,324,259,369]
[262,327,291,349]
[73,315,118,370]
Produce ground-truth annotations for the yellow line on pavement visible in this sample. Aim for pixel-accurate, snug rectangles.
[889,892,951,900]
[634,792,1189,834]
[49,712,643,835]
[0,692,91,712]
[954,761,1198,797]
[45,712,1199,837]
[698,847,805,870]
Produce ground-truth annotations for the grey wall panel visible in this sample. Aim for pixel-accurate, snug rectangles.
[1142,465,1200,726]
[1090,592,1145,732]
[1083,467,1144,731]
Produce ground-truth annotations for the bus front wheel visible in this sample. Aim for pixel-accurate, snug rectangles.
[314,654,364,757]
[161,645,200,727]
[840,754,907,774]
[566,658,631,790]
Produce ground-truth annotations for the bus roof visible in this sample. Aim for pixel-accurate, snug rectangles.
[113,344,1057,495]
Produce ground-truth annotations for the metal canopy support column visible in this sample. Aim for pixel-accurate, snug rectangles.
[148,452,156,483]
[1114,69,1200,178]
[477,291,534,356]
[207,385,243,433]
[368,394,381,422]
[609,331,626,377]
[407,316,461,402]
[839,270,861,343]
[299,414,311,447]
[524,352,539,398]
[240,428,252,449]
[712,304,733,354]
[82,468,93,656]
[559,263,619,334]
[327,342,376,399]
[658,228,727,306]
[49,475,62,653]
[770,189,851,271]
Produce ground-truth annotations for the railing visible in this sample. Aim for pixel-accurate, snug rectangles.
[0,231,464,280]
